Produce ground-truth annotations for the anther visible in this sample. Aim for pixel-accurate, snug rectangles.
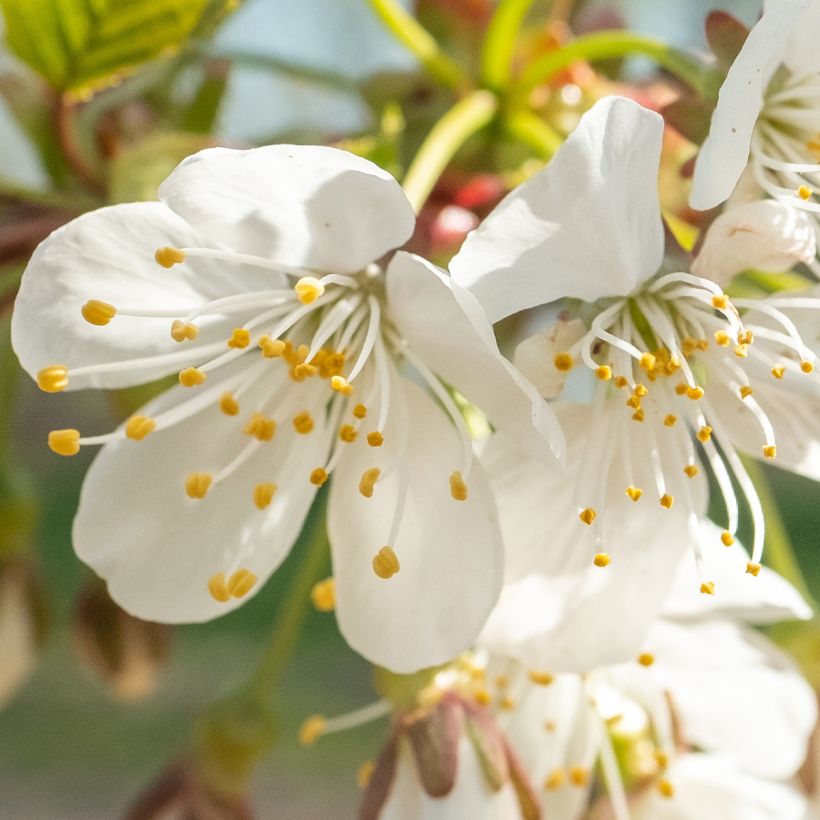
[154,246,186,268]
[734,344,748,358]
[738,329,754,346]
[253,482,277,509]
[528,670,554,686]
[614,376,629,389]
[125,415,156,441]
[721,531,734,547]
[593,552,611,567]
[372,546,400,579]
[37,365,69,393]
[544,769,566,790]
[664,414,677,427]
[259,336,286,357]
[554,352,574,372]
[596,365,612,381]
[359,468,380,498]
[171,320,198,342]
[299,715,327,746]
[626,485,642,502]
[569,767,589,787]
[654,750,669,769]
[658,779,675,799]
[626,395,641,410]
[294,276,325,305]
[639,352,656,371]
[179,367,206,387]
[310,467,328,486]
[220,392,240,416]
[311,577,335,612]
[739,386,753,399]
[632,409,645,422]
[244,413,276,441]
[449,471,468,501]
[185,472,213,499]
[697,425,712,443]
[659,494,674,509]
[637,652,655,667]
[293,363,317,379]
[48,428,80,456]
[367,431,384,447]
[338,424,357,443]
[579,507,596,525]
[714,330,731,347]
[227,569,257,598]
[208,573,230,602]
[711,294,728,309]
[293,411,314,434]
[81,299,116,326]
[675,383,688,396]
[798,184,813,200]
[353,404,367,419]
[683,464,699,478]
[227,328,251,349]
[801,360,815,374]
[771,364,786,379]
[634,384,648,397]
[700,581,715,595]
[763,445,777,459]
[330,375,353,395]
[746,562,761,576]
[687,386,705,400]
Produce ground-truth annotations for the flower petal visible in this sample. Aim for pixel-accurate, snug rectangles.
[770,0,820,74]
[690,0,810,211]
[691,200,816,287]
[449,96,665,322]
[73,367,328,622]
[386,252,564,463]
[11,202,265,390]
[158,144,415,274]
[329,373,503,673]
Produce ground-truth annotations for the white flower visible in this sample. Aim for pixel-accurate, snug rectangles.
[690,0,820,238]
[11,144,561,673]
[450,95,820,595]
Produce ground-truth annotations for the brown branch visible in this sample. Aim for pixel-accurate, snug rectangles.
[54,95,105,196]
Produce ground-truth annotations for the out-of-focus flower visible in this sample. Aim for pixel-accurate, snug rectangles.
[450,96,820,615]
[12,144,559,673]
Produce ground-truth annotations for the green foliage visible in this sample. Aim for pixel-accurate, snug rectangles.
[0,0,234,96]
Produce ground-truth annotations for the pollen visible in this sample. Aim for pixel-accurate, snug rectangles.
[179,367,206,387]
[687,386,705,400]
[593,552,611,568]
[81,299,117,326]
[528,670,554,686]
[632,409,645,422]
[739,386,753,399]
[293,363,317,379]
[171,320,198,342]
[372,546,400,579]
[253,482,277,510]
[220,392,240,416]
[714,330,731,347]
[125,415,156,441]
[614,376,629,389]
[746,562,761,576]
[626,395,641,410]
[658,779,675,799]
[544,769,566,790]
[664,414,677,427]
[659,494,674,509]
[798,184,813,200]
[554,352,574,371]
[357,761,375,790]
[227,328,251,349]
[299,715,327,746]
[185,472,213,499]
[244,413,277,441]
[569,767,589,787]
[596,365,612,381]
[801,360,815,374]
[626,485,642,502]
[226,569,257,598]
[711,294,728,309]
[259,336,286,358]
[721,531,734,547]
[634,383,648,397]
[154,246,186,268]
[294,276,325,304]
[683,464,699,478]
[37,365,69,393]
[359,468,380,498]
[639,352,656,371]
[311,577,336,612]
[450,471,468,501]
[208,573,230,602]
[367,431,384,447]
[637,652,654,667]
[579,507,596,525]
[310,467,329,486]
[353,403,367,419]
[330,375,353,395]
[737,329,754,346]
[700,581,716,595]
[697,425,712,443]
[293,411,314,434]
[771,364,786,379]
[338,424,357,443]
[48,428,80,456]
[763,444,777,459]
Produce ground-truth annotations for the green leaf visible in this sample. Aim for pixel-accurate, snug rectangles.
[0,0,234,95]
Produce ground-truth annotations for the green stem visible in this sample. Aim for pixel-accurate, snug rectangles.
[402,90,498,213]
[366,0,470,91]
[480,0,538,92]
[518,31,720,99]
[503,109,562,159]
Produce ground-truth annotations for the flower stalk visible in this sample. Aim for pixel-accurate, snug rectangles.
[480,0,538,92]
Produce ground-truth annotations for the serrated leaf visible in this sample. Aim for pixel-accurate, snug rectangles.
[0,0,233,95]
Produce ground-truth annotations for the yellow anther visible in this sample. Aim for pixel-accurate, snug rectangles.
[208,573,230,602]
[626,485,642,502]
[293,411,314,434]
[721,530,734,547]
[659,494,674,509]
[632,409,645,422]
[711,294,728,309]
[473,688,492,706]
[634,383,648,397]
[185,472,213,499]
[310,467,328,486]
[596,365,612,381]
[683,464,699,478]
[737,329,754,346]
[449,471,468,501]
[338,424,358,443]
[356,761,375,790]
[746,562,761,576]
[798,184,813,200]
[735,344,749,358]
[353,403,367,419]
[170,320,198,343]
[259,336,286,358]
[528,670,554,686]
[154,246,186,268]
[771,364,786,379]
[554,352,574,372]
[675,382,689,396]
[714,330,731,347]
[37,365,69,393]
[639,352,656,371]
[299,715,327,746]
[544,769,566,790]
[654,749,670,769]
[330,375,353,395]
[569,767,589,787]
[593,552,611,568]
[244,413,277,442]
[763,444,777,459]
[637,652,655,667]
[682,338,698,355]
[687,386,705,400]
[81,299,116,326]
[125,415,156,441]
[499,695,516,711]
[359,467,380,498]
[700,581,716,595]
[739,386,753,399]
[294,276,325,304]
[495,674,509,690]
[614,376,629,389]
[658,779,675,799]
[294,363,319,380]
[697,425,713,443]
[293,343,310,363]
[253,482,277,510]
[48,428,80,456]
[800,360,814,374]
[372,546,400,579]
[664,414,677,427]
[579,507,596,525]
[226,569,257,598]
[227,328,251,349]
[179,367,206,387]
[311,577,336,612]
[220,392,240,416]
[626,395,642,410]
[367,431,384,447]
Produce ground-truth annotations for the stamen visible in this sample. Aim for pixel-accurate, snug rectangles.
[771,364,786,379]
[359,468,380,498]
[554,352,574,371]
[48,428,80,456]
[330,375,353,395]
[799,184,812,200]
[179,367,206,387]
[81,300,117,326]
[226,569,257,598]
[763,445,777,458]
[155,246,186,268]
[125,415,156,441]
[637,653,654,667]
[626,486,642,502]
[721,531,734,547]
[528,670,554,686]
[208,573,230,602]
[294,276,325,305]
[449,470,468,501]
[171,320,198,342]
[259,336,286,358]
[579,507,596,525]
[544,770,567,790]
[185,472,213,499]
[593,552,611,567]
[311,577,335,612]
[293,411,314,434]
[696,425,713,443]
[310,468,329,486]
[658,779,675,799]
[338,424,357,443]
[37,365,69,393]
[220,392,240,416]
[700,581,715,595]
[664,415,677,427]
[659,494,674,509]
[372,545,400,579]
[253,482,277,509]
[683,465,699,478]
[353,404,367,419]
[746,562,761,576]
[366,431,384,447]
[227,328,251,349]
[299,715,327,745]
[596,365,612,380]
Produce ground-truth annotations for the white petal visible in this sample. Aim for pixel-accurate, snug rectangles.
[449,96,665,322]
[780,0,820,74]
[691,200,816,287]
[158,144,415,274]
[73,367,328,622]
[329,374,503,673]
[649,619,817,780]
[386,252,564,463]
[690,0,810,211]
[11,202,270,390]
